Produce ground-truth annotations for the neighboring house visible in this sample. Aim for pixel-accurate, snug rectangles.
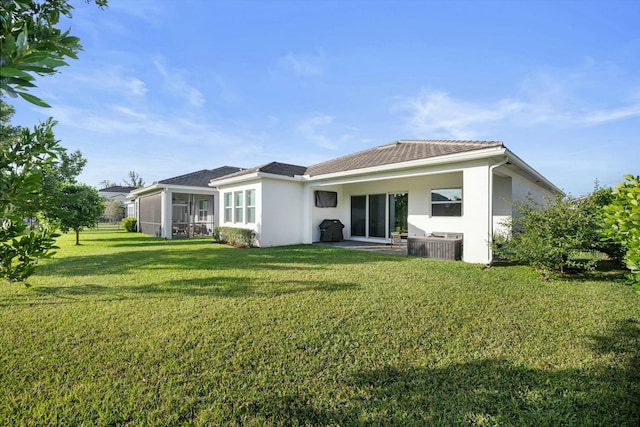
[99,186,138,219]
[128,167,243,239]
[98,186,138,203]
[209,140,562,264]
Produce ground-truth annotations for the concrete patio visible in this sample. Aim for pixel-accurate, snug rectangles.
[313,240,408,255]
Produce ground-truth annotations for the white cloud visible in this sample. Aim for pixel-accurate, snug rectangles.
[578,104,640,125]
[391,90,526,139]
[393,59,640,139]
[278,51,324,77]
[153,60,205,107]
[295,113,358,150]
[70,68,147,97]
[393,87,640,140]
[296,114,336,149]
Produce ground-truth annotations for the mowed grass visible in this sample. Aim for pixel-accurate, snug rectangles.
[1,230,639,426]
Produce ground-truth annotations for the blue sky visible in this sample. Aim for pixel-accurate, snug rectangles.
[10,0,640,196]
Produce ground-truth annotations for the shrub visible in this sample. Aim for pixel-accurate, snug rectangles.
[583,186,626,264]
[602,174,640,289]
[493,194,599,275]
[214,226,256,248]
[121,217,137,232]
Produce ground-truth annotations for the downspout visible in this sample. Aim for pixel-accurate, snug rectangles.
[487,157,509,264]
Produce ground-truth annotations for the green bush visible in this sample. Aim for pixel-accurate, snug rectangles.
[493,194,599,275]
[214,226,256,248]
[602,174,640,289]
[121,217,137,232]
[584,186,626,264]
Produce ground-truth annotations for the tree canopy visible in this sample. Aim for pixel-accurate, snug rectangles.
[602,175,640,289]
[1,0,108,283]
[46,183,104,245]
[1,0,107,107]
[0,100,60,283]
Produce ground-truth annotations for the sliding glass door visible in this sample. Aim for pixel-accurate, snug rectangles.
[351,193,408,239]
[388,193,408,234]
[368,194,386,238]
[351,195,366,237]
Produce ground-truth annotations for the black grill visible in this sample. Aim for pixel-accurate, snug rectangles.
[319,219,344,242]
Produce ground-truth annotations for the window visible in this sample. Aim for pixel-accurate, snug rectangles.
[225,189,256,224]
[234,191,244,223]
[224,193,232,222]
[431,188,462,217]
[245,189,256,224]
[198,199,208,222]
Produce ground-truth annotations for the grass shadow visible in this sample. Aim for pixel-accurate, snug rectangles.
[26,276,360,301]
[234,321,640,426]
[556,259,629,284]
[39,244,409,278]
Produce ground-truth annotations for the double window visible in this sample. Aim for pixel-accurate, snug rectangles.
[431,188,462,217]
[224,189,256,224]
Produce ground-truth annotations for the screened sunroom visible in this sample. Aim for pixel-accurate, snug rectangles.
[171,193,214,238]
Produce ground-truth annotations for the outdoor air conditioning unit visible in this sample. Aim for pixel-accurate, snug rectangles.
[407,232,463,261]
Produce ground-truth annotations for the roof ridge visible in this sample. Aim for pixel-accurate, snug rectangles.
[159,169,210,182]
[306,139,505,177]
[396,139,504,145]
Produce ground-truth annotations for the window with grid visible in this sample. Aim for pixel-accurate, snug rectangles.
[234,191,244,223]
[198,199,208,222]
[245,189,256,224]
[224,193,232,222]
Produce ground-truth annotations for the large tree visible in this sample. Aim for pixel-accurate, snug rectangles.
[123,170,145,188]
[103,199,124,222]
[46,184,104,245]
[1,0,108,283]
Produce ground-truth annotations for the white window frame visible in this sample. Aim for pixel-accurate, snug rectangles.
[431,188,463,217]
[245,189,256,224]
[234,191,244,223]
[197,199,208,222]
[224,192,232,223]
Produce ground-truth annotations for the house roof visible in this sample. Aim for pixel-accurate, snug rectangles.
[213,161,308,181]
[159,166,245,187]
[305,140,504,176]
[99,186,138,193]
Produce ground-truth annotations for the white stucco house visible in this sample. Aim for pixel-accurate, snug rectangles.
[127,167,243,239]
[209,140,562,264]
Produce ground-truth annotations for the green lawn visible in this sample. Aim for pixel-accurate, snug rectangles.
[1,230,639,426]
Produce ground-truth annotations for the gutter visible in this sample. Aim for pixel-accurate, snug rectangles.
[488,157,509,264]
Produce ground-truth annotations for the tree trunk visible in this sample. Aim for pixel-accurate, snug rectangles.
[75,230,80,245]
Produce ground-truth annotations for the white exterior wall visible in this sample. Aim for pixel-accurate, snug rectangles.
[260,179,304,247]
[308,185,348,242]
[407,171,464,238]
[492,175,513,237]
[511,171,555,206]
[407,164,492,263]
